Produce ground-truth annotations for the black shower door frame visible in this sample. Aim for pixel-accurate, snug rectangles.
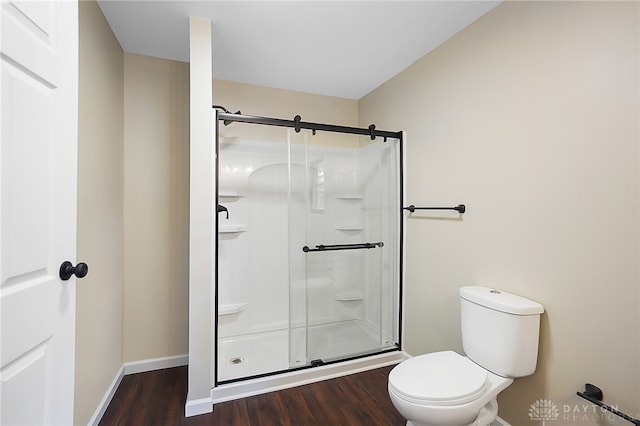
[213,110,404,385]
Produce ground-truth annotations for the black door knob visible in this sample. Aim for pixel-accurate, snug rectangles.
[59,261,89,281]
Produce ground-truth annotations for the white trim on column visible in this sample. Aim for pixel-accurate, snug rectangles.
[186,15,214,418]
[185,396,215,418]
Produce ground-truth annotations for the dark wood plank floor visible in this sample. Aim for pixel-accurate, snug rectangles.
[99,365,405,425]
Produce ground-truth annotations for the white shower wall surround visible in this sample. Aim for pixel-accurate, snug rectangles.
[216,131,400,383]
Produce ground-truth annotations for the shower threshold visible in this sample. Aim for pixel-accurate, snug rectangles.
[211,349,408,404]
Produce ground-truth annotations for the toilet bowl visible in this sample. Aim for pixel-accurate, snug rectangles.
[388,351,512,426]
[388,286,544,426]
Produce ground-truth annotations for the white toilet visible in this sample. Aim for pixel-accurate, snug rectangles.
[388,286,544,426]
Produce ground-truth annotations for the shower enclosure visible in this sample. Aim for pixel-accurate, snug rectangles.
[215,112,403,383]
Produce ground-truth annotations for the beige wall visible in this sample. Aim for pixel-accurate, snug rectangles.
[213,79,359,143]
[76,1,124,424]
[359,1,639,424]
[123,53,190,362]
[76,13,193,418]
[214,79,358,127]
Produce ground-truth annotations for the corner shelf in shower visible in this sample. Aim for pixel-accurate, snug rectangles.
[219,190,245,199]
[334,291,363,301]
[218,303,247,316]
[218,225,247,234]
[334,193,363,200]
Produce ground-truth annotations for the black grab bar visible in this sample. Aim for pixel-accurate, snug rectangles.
[303,242,384,253]
[403,204,466,214]
[577,384,640,425]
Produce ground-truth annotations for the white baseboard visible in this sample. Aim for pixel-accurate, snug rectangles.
[88,354,188,426]
[185,395,214,417]
[88,365,124,426]
[123,354,188,375]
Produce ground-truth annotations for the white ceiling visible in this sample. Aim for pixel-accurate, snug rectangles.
[97,1,501,99]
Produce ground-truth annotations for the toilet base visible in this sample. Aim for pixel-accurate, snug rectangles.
[406,420,475,426]
[403,398,498,426]
[474,398,498,426]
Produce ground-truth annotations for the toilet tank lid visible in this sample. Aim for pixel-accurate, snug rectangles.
[460,286,544,315]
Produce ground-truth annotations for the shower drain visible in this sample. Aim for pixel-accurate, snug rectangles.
[229,357,244,365]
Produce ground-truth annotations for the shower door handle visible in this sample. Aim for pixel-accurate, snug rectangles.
[302,242,383,252]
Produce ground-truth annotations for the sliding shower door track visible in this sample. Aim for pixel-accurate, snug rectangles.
[216,346,401,387]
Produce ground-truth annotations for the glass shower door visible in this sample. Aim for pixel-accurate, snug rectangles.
[216,116,400,383]
[289,129,400,367]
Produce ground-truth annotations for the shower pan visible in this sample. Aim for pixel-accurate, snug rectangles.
[215,111,403,385]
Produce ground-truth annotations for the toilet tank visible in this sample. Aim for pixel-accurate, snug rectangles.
[460,286,544,378]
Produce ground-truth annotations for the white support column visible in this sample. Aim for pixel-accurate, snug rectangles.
[186,16,214,417]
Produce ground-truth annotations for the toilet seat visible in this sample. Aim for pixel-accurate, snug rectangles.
[389,351,488,406]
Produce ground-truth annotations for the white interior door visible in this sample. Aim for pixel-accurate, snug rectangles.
[0,1,79,424]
